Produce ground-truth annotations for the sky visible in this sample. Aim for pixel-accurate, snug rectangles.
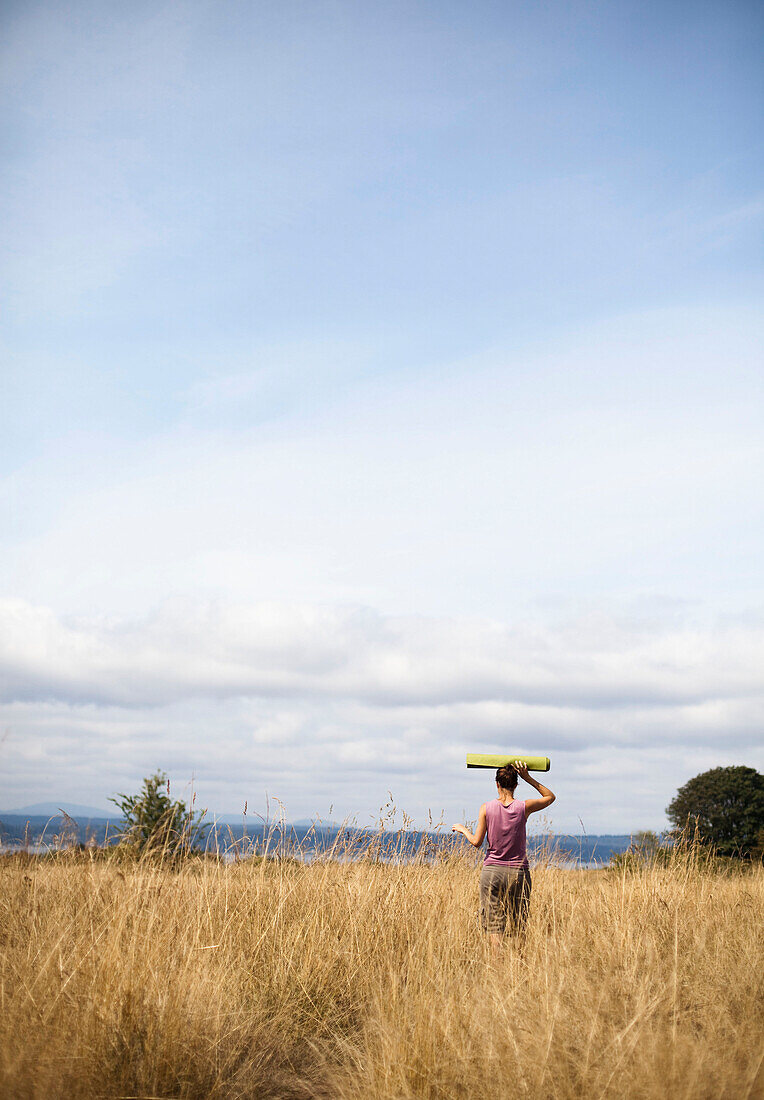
[1,0,762,833]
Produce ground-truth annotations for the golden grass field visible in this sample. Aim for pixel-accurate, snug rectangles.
[1,842,762,1100]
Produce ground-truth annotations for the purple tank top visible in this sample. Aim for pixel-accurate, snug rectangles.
[484,799,528,868]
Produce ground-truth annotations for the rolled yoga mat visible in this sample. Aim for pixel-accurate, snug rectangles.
[466,753,550,772]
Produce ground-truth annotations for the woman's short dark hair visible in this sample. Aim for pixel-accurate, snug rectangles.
[496,763,518,791]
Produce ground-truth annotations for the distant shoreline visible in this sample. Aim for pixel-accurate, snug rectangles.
[0,813,636,865]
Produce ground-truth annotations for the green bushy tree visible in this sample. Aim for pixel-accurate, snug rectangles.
[110,771,206,856]
[666,766,764,858]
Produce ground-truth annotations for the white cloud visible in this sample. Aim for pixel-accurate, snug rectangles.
[2,597,763,711]
[1,596,761,831]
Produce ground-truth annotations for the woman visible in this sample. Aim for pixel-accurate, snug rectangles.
[452,760,555,945]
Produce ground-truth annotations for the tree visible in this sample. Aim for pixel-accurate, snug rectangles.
[666,766,764,858]
[110,771,206,856]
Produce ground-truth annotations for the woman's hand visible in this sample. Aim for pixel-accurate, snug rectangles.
[514,760,532,782]
[451,823,466,835]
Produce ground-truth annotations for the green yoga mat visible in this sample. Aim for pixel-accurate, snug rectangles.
[466,753,550,772]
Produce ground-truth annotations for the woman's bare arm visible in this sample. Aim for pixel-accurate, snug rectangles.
[451,803,488,847]
[514,761,556,817]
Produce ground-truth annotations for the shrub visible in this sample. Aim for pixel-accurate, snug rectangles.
[109,771,207,859]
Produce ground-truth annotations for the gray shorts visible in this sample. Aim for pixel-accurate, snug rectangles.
[479,866,531,934]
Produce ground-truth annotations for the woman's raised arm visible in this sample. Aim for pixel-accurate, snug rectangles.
[514,761,556,817]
